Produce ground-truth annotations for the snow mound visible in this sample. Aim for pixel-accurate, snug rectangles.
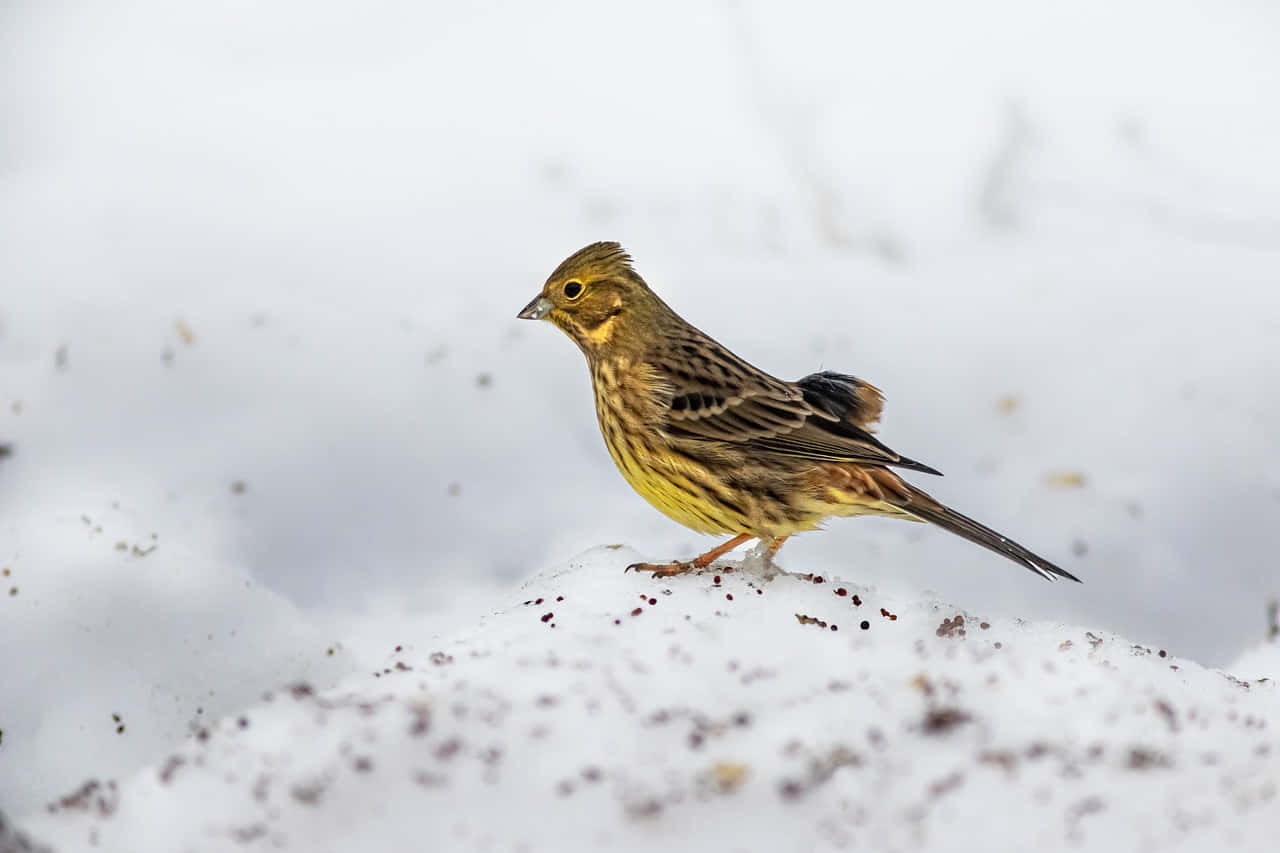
[20,547,1279,852]
[0,496,353,814]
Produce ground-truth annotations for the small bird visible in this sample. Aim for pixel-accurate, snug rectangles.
[517,242,1079,583]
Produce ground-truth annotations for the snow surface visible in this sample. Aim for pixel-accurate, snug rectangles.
[16,549,1280,852]
[3,0,1280,842]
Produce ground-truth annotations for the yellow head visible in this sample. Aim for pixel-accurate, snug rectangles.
[517,242,662,357]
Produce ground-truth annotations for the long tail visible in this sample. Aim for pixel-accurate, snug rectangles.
[902,486,1081,583]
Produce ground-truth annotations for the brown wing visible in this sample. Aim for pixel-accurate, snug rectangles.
[655,331,941,475]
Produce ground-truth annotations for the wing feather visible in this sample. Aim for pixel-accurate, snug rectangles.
[656,339,941,475]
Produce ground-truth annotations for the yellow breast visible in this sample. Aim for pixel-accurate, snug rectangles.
[589,359,741,535]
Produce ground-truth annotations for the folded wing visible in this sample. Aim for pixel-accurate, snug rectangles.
[660,358,941,476]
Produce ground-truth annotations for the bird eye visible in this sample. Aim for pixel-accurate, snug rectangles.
[563,280,584,299]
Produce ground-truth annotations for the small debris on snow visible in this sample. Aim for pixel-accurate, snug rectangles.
[18,546,1280,853]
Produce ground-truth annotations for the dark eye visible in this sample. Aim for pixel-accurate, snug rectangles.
[563,280,583,299]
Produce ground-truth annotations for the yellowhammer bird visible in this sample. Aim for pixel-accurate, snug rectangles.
[517,241,1079,583]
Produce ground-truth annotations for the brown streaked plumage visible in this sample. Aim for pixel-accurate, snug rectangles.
[517,241,1079,583]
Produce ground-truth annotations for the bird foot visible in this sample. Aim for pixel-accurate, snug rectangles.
[626,560,697,578]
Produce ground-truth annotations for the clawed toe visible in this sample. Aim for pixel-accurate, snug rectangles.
[622,534,758,579]
[625,561,695,578]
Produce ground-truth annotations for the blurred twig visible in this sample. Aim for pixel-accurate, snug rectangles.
[1268,599,1278,642]
[977,100,1037,230]
[724,0,905,262]
[1004,107,1280,251]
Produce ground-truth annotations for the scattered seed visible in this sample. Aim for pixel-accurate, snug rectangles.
[922,707,972,734]
[995,393,1020,415]
[1044,471,1087,489]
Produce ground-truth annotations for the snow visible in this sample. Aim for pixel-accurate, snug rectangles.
[3,0,1280,846]
[17,549,1280,852]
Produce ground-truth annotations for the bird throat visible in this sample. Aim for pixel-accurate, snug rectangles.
[559,302,624,353]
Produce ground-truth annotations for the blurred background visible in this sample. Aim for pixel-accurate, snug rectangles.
[2,0,1278,816]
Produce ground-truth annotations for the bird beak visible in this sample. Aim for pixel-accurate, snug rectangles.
[517,295,554,320]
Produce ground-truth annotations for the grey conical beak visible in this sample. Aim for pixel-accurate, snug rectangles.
[517,295,553,320]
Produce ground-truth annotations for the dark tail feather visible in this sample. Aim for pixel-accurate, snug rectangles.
[903,490,1081,583]
[892,454,944,477]
[796,371,943,477]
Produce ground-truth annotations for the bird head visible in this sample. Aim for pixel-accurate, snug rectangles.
[517,242,656,357]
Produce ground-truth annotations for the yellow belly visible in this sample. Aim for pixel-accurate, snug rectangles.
[602,428,739,534]
[589,357,846,539]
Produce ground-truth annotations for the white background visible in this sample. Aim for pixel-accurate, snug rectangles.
[2,0,1279,820]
